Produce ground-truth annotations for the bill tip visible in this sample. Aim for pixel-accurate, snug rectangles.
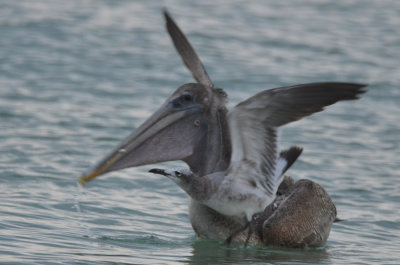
[78,175,87,186]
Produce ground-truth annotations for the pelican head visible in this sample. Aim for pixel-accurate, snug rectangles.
[78,82,230,185]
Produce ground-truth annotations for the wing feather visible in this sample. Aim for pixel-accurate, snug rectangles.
[237,82,366,127]
[227,107,278,196]
[227,82,366,196]
[164,10,214,88]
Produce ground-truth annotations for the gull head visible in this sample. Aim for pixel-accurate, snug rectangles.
[149,167,194,184]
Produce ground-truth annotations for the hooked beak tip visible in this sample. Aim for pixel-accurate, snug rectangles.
[77,169,102,186]
[78,175,87,186]
[78,152,124,186]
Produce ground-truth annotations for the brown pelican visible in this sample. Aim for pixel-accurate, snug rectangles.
[79,10,366,247]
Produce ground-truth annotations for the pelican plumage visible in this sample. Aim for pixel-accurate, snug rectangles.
[78,10,366,247]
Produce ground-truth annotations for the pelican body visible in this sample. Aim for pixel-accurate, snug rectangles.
[79,10,366,247]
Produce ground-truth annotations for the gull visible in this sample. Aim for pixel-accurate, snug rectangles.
[149,145,303,246]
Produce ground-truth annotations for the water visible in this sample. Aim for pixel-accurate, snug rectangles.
[1,1,399,264]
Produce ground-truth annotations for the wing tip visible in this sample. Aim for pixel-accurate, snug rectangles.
[354,83,368,99]
[162,8,215,88]
[279,146,303,175]
[163,8,174,30]
[163,8,171,21]
[333,82,368,101]
[343,82,368,100]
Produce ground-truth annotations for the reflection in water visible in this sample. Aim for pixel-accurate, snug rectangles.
[188,240,331,264]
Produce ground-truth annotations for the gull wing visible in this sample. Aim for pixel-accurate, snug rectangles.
[237,82,366,127]
[164,10,214,88]
[227,82,366,195]
[227,103,280,196]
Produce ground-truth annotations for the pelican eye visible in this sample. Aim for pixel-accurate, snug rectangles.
[171,93,193,108]
[175,171,182,177]
[181,94,193,102]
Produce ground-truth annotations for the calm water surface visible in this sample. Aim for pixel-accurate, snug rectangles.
[1,1,399,264]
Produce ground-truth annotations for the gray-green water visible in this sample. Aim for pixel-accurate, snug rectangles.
[1,1,399,264]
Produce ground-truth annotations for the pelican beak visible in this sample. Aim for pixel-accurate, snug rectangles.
[78,98,205,185]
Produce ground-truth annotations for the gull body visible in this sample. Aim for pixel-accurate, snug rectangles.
[78,10,366,246]
[150,147,302,223]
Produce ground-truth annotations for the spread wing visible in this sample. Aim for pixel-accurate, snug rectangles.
[164,10,214,88]
[237,82,366,127]
[227,82,366,196]
[227,104,279,196]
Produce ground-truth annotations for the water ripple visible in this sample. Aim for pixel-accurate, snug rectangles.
[1,0,399,264]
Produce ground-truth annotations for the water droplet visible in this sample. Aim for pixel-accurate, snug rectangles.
[118,148,127,153]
